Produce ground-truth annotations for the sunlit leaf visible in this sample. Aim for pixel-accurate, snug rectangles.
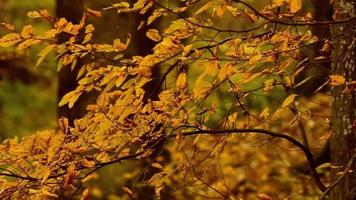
[282,94,298,107]
[176,72,187,89]
[146,29,161,42]
[329,74,345,86]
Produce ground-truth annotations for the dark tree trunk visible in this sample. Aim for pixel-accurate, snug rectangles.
[56,0,87,122]
[330,0,356,199]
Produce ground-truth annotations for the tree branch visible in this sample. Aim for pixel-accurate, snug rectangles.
[320,152,356,200]
[170,127,327,192]
[234,0,356,26]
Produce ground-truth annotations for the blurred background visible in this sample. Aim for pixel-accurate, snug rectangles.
[0,0,56,138]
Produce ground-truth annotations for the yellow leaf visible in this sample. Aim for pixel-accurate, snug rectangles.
[0,22,15,31]
[147,9,163,25]
[55,18,68,31]
[194,2,213,15]
[306,12,313,19]
[0,33,21,47]
[27,11,41,18]
[41,167,51,184]
[21,25,33,38]
[41,189,59,198]
[206,60,219,75]
[17,38,40,50]
[316,162,331,170]
[59,90,82,108]
[42,29,57,39]
[39,9,50,19]
[214,4,226,17]
[282,94,297,107]
[58,117,69,134]
[36,44,55,68]
[249,54,262,64]
[218,64,235,80]
[81,188,90,200]
[272,0,285,7]
[82,173,99,183]
[329,74,345,86]
[146,29,161,42]
[182,44,192,57]
[113,34,131,51]
[151,162,163,169]
[289,0,302,13]
[176,73,187,89]
[260,108,270,118]
[64,164,76,188]
[81,159,96,168]
[263,79,276,92]
[321,41,333,53]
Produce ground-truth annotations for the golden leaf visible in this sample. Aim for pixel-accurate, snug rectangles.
[80,188,90,200]
[321,41,333,53]
[41,189,59,198]
[260,108,270,118]
[282,94,297,108]
[289,0,302,13]
[151,162,163,169]
[194,2,213,15]
[249,54,262,65]
[64,164,76,188]
[59,90,82,108]
[27,11,41,18]
[41,167,51,184]
[58,117,69,134]
[147,9,163,25]
[182,44,192,57]
[206,60,219,75]
[329,74,345,86]
[21,25,33,38]
[272,0,285,7]
[0,33,21,47]
[218,63,235,80]
[36,44,55,68]
[0,22,15,31]
[146,29,161,42]
[17,38,40,50]
[176,73,187,89]
[81,159,96,168]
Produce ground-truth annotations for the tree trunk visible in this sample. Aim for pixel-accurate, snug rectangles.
[56,0,87,122]
[330,0,356,199]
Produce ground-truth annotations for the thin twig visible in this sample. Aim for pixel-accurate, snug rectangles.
[320,152,356,200]
[171,127,327,191]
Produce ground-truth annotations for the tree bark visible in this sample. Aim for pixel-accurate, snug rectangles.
[330,0,356,199]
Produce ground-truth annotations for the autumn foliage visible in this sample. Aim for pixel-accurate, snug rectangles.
[0,0,354,199]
